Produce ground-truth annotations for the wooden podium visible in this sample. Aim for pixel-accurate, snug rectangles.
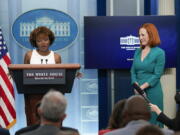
[8,64,80,125]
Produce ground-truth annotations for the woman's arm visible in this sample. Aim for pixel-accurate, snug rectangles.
[130,49,139,84]
[146,50,165,87]
[54,53,61,64]
[150,103,174,129]
[24,51,32,64]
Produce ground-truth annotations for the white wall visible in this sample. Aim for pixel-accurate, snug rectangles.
[158,0,176,120]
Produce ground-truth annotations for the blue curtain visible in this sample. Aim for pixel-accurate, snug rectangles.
[144,0,158,15]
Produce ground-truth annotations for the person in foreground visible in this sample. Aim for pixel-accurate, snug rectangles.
[173,132,180,135]
[150,92,180,131]
[131,23,165,127]
[56,130,80,135]
[99,99,127,135]
[24,26,61,64]
[104,95,173,135]
[136,125,164,135]
[15,101,79,135]
[0,128,10,135]
[21,90,67,135]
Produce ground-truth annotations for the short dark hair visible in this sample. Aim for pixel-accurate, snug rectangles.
[29,26,55,48]
[123,95,151,123]
[136,125,163,135]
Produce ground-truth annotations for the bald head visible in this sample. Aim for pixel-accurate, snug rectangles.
[123,95,151,122]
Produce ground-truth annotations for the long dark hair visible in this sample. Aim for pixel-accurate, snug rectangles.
[107,99,127,129]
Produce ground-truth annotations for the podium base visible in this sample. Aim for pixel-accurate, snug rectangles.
[24,94,43,125]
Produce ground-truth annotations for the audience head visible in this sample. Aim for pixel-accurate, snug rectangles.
[108,99,127,129]
[175,92,180,105]
[173,132,180,135]
[39,89,67,123]
[0,128,10,135]
[56,130,79,135]
[35,101,41,120]
[136,125,164,135]
[122,95,151,124]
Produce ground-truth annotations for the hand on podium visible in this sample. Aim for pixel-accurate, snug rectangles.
[76,72,83,79]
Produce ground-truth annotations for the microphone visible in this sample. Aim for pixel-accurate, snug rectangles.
[45,59,48,64]
[133,83,150,103]
[41,59,43,64]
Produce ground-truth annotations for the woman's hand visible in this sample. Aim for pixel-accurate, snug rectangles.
[76,72,83,79]
[133,82,147,97]
[140,82,149,90]
[149,103,162,115]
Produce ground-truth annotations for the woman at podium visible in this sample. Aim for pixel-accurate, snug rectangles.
[24,26,82,78]
[24,26,61,64]
[22,26,82,126]
[23,26,63,125]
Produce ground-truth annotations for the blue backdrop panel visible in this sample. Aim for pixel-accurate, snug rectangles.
[98,70,112,129]
[84,16,177,69]
[114,70,134,103]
